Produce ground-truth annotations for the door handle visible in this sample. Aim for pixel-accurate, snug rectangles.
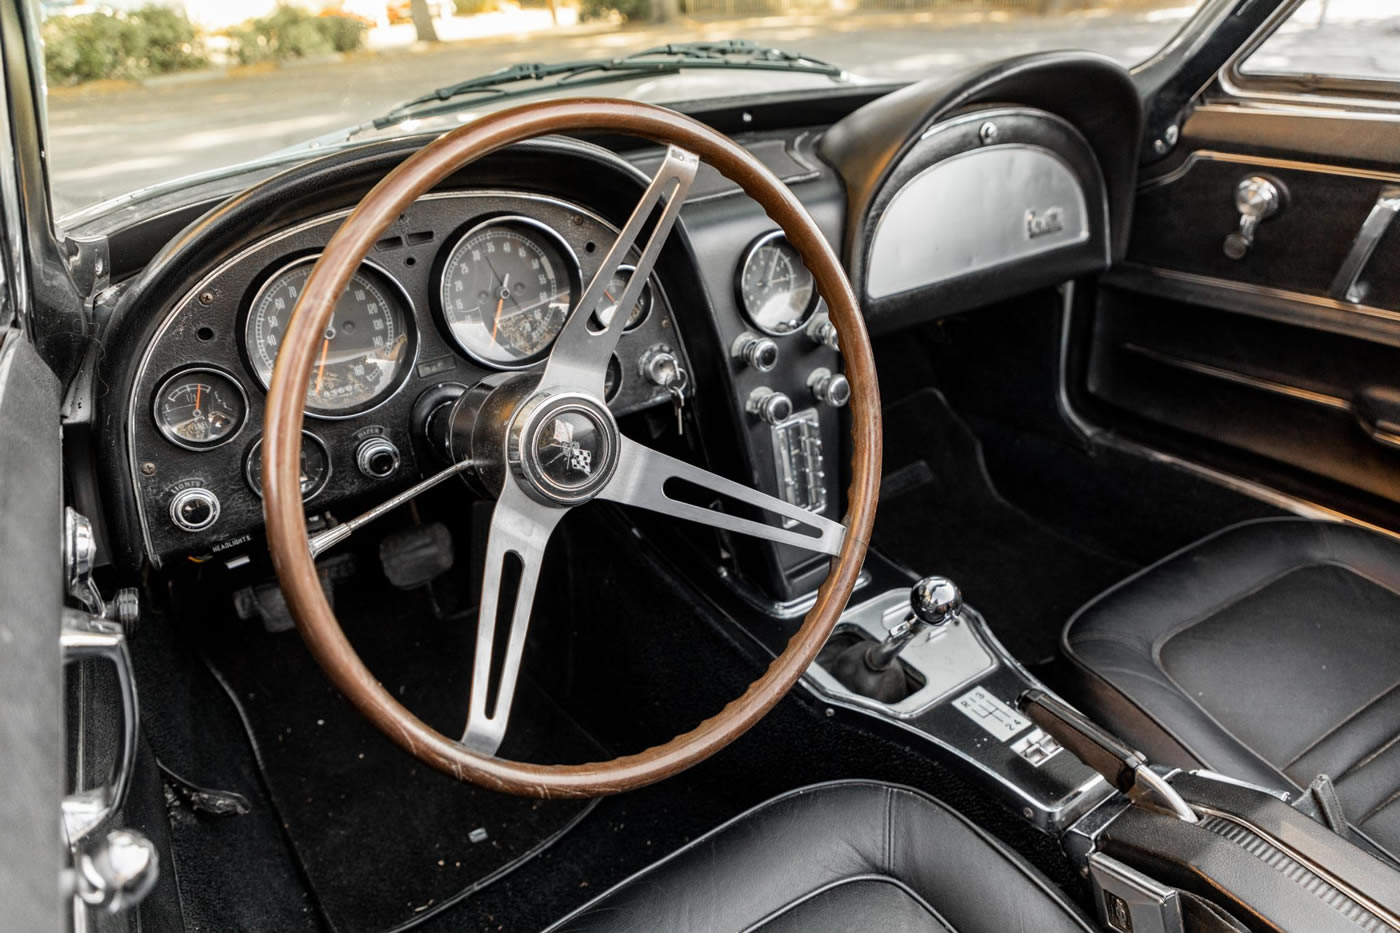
[1330,185,1400,304]
[60,609,139,846]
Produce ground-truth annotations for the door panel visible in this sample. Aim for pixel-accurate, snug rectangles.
[1078,101,1400,531]
[0,329,65,933]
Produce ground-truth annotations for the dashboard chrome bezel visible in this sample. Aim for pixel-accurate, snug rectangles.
[431,213,584,370]
[735,229,819,337]
[240,253,422,421]
[151,364,250,452]
[242,429,332,502]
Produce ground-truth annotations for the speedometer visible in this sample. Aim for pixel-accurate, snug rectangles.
[244,258,415,417]
[436,217,579,367]
[737,231,817,336]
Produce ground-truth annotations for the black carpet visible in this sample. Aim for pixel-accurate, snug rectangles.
[872,388,1137,665]
[203,582,601,933]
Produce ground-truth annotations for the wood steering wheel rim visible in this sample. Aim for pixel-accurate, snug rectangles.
[263,98,881,798]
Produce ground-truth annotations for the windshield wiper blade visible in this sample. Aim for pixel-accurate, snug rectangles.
[367,39,845,131]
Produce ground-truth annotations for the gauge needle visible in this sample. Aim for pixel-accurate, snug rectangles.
[491,273,510,341]
[314,336,330,395]
[194,383,202,416]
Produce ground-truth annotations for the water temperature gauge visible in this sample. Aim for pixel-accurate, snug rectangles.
[153,367,248,450]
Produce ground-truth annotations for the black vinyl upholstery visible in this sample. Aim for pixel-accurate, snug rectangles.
[1063,518,1400,861]
[544,780,1095,932]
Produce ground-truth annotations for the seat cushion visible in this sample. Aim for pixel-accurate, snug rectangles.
[1063,518,1400,860]
[544,780,1094,932]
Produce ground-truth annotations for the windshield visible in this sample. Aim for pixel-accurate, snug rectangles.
[41,0,1207,219]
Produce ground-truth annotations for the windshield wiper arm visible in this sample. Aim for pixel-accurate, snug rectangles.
[368,39,845,131]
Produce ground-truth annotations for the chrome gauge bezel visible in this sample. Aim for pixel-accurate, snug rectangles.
[736,230,819,337]
[433,214,583,370]
[592,263,653,334]
[243,430,331,502]
[241,255,420,420]
[151,365,250,451]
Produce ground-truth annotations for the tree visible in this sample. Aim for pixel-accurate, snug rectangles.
[411,0,439,42]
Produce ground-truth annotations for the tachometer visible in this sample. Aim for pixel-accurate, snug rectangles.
[436,217,579,367]
[245,258,415,417]
[153,367,248,450]
[737,231,817,336]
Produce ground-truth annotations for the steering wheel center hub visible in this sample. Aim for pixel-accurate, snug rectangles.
[509,390,619,506]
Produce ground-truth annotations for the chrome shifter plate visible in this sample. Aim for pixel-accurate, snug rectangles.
[805,588,996,719]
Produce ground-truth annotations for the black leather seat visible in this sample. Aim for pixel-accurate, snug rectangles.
[1063,518,1400,861]
[545,780,1094,932]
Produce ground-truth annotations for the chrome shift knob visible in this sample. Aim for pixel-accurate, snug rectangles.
[910,576,961,627]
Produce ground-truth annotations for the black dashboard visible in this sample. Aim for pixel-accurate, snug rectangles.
[85,54,1143,604]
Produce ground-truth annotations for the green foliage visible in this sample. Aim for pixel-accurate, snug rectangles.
[230,6,368,66]
[579,0,649,21]
[43,5,206,87]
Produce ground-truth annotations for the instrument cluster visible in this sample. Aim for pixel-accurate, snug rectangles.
[129,190,692,563]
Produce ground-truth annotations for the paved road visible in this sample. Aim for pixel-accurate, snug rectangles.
[42,4,1390,217]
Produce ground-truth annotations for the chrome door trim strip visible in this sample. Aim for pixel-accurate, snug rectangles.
[1141,147,1400,192]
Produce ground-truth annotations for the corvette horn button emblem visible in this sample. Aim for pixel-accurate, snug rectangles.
[512,393,619,505]
[544,417,593,477]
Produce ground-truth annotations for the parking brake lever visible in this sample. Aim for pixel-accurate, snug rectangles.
[1018,689,1197,823]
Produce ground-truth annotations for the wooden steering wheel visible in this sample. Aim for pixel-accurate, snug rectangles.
[263,99,881,798]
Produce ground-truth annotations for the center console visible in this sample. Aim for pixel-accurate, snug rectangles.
[727,551,1115,833]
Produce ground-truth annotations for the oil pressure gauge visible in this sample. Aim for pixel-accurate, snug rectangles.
[153,367,248,450]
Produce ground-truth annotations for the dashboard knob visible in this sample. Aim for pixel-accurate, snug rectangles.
[808,368,850,408]
[746,387,793,426]
[731,332,779,372]
[168,487,219,533]
[356,437,400,479]
[806,312,839,351]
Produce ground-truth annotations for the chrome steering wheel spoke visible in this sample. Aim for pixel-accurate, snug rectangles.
[599,436,845,555]
[540,145,698,396]
[463,478,568,756]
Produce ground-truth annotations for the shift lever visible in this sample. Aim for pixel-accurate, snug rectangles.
[826,576,962,703]
[865,576,962,670]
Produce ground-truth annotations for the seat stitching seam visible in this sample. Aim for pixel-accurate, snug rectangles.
[1358,788,1400,825]
[1337,727,1400,781]
[1285,679,1400,770]
[887,787,1098,932]
[1062,517,1339,644]
[739,875,954,933]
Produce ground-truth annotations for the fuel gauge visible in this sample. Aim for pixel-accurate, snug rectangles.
[154,367,248,450]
